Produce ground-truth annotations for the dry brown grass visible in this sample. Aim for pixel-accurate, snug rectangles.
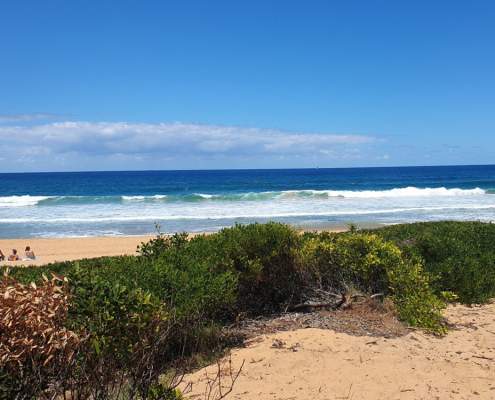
[228,297,407,340]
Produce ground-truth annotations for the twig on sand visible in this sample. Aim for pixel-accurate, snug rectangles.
[203,355,245,400]
[472,355,494,361]
[336,383,354,399]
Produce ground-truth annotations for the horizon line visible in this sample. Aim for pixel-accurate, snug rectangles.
[1,163,494,175]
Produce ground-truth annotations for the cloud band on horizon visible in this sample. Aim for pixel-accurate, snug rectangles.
[0,121,376,171]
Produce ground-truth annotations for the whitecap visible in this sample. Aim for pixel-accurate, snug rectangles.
[0,195,53,207]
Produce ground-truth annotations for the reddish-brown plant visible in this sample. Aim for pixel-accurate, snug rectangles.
[0,271,82,398]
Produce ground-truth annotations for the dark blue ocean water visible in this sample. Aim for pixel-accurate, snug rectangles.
[0,165,494,238]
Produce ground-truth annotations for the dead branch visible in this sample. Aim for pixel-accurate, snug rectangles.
[289,290,385,312]
[203,355,245,400]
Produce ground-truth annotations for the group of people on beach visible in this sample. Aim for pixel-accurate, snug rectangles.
[0,246,35,262]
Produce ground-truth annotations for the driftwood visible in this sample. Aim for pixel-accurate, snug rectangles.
[289,290,384,313]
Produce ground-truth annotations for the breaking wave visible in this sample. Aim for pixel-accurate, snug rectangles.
[0,187,489,208]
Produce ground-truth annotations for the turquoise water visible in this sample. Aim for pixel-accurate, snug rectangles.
[0,165,494,238]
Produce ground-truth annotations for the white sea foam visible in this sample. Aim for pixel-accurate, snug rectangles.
[121,195,146,201]
[275,187,486,199]
[37,230,126,238]
[121,195,167,201]
[185,187,487,201]
[1,204,495,224]
[0,187,487,208]
[0,195,53,207]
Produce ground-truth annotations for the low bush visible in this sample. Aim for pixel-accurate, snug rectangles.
[375,221,495,304]
[139,223,304,315]
[140,234,238,319]
[2,260,74,285]
[66,263,179,399]
[208,223,303,314]
[299,232,445,332]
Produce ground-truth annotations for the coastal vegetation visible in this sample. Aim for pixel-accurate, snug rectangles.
[1,221,494,399]
[373,221,495,304]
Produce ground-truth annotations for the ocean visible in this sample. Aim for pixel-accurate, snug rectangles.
[0,165,494,238]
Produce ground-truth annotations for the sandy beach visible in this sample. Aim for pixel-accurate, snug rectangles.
[0,235,153,266]
[185,302,495,399]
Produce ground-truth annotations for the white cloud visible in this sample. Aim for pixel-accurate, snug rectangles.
[0,113,61,123]
[0,121,376,171]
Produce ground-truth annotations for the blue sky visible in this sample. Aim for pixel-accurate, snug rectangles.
[0,0,494,172]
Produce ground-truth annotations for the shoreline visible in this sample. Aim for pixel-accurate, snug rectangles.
[0,227,350,267]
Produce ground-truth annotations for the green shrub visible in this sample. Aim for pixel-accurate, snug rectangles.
[67,263,165,358]
[300,232,445,333]
[140,231,234,315]
[66,263,173,398]
[209,223,303,314]
[145,223,304,315]
[138,231,189,260]
[1,260,74,284]
[300,233,394,294]
[149,248,238,319]
[375,221,495,304]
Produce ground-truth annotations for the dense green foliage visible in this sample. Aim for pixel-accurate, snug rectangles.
[299,232,445,331]
[374,221,495,304]
[207,223,303,313]
[3,221,495,398]
[138,223,303,314]
[67,264,174,398]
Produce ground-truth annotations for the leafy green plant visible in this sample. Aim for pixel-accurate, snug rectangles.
[300,232,446,333]
[138,230,189,260]
[66,263,174,398]
[209,223,303,314]
[375,221,495,304]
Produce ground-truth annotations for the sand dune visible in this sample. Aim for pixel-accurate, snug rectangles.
[185,303,495,399]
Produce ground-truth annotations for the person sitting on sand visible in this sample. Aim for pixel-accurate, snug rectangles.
[0,249,4,261]
[25,246,36,260]
[8,249,20,261]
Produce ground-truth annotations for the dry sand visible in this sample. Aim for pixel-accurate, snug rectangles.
[0,236,153,266]
[185,303,495,399]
